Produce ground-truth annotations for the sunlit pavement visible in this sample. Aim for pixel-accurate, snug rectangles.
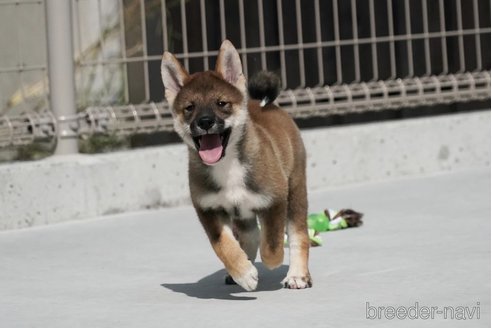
[0,167,489,327]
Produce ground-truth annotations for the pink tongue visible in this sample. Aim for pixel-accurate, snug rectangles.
[198,134,223,165]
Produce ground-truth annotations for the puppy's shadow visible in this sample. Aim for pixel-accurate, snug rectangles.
[161,264,288,301]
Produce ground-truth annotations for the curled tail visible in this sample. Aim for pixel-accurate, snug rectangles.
[248,71,281,107]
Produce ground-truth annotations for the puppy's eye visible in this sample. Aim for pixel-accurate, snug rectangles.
[217,101,227,107]
[184,104,194,113]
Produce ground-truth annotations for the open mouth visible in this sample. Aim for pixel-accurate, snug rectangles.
[192,128,231,165]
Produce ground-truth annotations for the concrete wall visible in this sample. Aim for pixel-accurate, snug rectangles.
[303,111,490,189]
[0,111,490,230]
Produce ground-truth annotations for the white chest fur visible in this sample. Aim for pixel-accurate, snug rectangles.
[197,156,271,218]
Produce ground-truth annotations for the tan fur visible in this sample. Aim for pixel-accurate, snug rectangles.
[161,40,311,290]
[247,101,311,287]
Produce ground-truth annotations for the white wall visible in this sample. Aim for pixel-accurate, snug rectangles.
[0,111,490,230]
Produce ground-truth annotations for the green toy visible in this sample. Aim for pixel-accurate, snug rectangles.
[308,209,347,231]
[285,228,323,246]
[285,208,364,247]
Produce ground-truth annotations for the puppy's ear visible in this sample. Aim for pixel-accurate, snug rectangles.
[215,40,246,94]
[161,52,189,106]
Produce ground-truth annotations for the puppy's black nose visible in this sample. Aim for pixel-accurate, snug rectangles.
[197,116,215,130]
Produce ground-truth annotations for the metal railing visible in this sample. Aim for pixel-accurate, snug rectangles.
[0,0,490,154]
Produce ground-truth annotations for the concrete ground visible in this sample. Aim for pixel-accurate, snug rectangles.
[0,167,490,327]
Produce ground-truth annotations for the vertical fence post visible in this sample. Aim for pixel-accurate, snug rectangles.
[45,0,78,155]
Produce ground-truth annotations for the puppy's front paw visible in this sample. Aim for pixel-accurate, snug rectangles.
[232,263,258,291]
[282,274,312,289]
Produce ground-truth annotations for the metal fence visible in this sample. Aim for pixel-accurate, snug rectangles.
[0,0,490,155]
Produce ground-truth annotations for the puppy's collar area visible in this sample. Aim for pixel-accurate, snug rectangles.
[192,128,232,165]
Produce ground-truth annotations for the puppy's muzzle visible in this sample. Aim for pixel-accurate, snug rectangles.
[190,114,231,166]
[197,115,215,131]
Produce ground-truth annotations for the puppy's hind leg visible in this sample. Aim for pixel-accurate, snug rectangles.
[233,218,260,262]
[258,202,286,270]
[283,175,312,289]
[196,208,258,291]
[225,218,260,285]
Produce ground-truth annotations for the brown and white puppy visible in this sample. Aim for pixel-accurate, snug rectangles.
[160,40,311,291]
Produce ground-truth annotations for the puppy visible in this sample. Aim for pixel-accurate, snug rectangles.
[160,40,311,291]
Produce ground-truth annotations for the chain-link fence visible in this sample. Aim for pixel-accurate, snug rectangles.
[0,0,490,157]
